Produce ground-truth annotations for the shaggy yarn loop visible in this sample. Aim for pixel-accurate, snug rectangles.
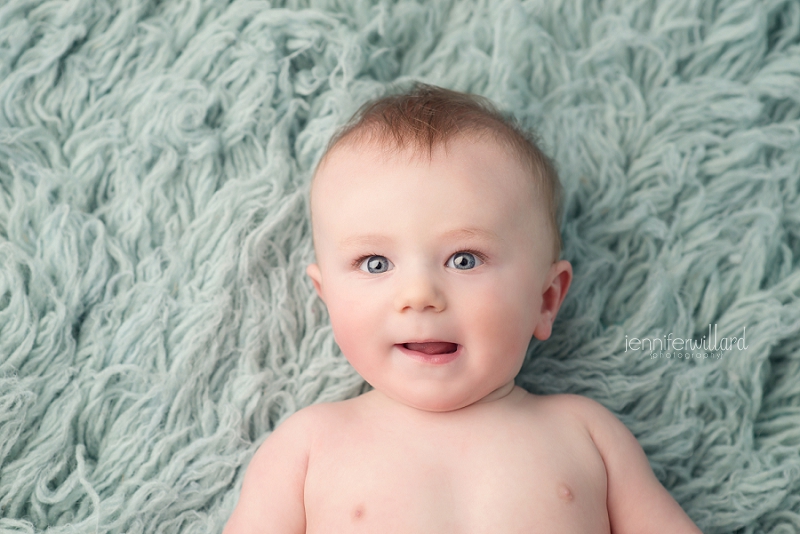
[1,0,800,532]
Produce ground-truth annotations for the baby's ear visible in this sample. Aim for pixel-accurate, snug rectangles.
[533,260,573,340]
[306,264,324,301]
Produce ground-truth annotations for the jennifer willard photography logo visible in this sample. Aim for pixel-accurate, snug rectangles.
[624,324,748,360]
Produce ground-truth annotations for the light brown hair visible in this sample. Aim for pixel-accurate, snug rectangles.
[314,83,563,259]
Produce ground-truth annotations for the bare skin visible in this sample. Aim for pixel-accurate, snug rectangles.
[303,387,610,533]
[223,135,702,533]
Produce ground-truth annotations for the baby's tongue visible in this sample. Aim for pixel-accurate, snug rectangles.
[404,342,457,355]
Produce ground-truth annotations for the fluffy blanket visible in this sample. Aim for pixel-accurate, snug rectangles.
[2,0,800,532]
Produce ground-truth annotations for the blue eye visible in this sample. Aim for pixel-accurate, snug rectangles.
[447,252,482,270]
[359,255,393,274]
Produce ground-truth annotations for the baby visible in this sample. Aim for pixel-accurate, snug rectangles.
[224,84,702,533]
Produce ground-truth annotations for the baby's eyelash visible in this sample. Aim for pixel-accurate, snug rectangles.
[454,249,488,264]
[351,253,380,269]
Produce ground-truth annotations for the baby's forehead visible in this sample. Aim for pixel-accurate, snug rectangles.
[311,136,547,227]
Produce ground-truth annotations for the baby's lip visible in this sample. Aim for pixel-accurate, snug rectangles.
[399,341,459,355]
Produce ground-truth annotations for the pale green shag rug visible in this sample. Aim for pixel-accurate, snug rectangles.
[2,0,800,532]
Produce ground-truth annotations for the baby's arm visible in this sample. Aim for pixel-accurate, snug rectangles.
[572,395,702,533]
[223,409,312,534]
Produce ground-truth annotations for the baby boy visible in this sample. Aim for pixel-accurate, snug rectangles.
[224,84,702,533]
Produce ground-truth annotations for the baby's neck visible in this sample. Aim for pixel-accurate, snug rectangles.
[359,382,525,425]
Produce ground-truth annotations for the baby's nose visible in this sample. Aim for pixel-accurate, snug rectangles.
[394,271,446,313]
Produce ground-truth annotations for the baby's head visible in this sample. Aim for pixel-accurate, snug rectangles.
[306,83,572,412]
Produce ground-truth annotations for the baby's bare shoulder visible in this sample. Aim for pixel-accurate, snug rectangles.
[223,403,345,534]
[269,400,353,447]
[530,393,702,533]
[533,391,601,409]
[526,393,639,455]
[524,392,608,424]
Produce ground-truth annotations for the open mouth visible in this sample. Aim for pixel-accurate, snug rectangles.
[402,342,459,355]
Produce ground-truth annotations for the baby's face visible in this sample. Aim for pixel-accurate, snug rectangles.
[307,135,571,412]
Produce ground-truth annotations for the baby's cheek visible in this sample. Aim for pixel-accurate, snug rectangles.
[470,284,533,347]
[327,302,361,354]
[326,294,379,364]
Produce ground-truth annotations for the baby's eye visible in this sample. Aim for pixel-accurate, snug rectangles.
[447,251,483,270]
[359,255,394,274]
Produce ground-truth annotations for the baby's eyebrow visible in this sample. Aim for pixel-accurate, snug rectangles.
[440,227,502,243]
[339,233,391,249]
[339,227,502,249]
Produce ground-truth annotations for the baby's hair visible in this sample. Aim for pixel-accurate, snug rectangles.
[316,82,563,259]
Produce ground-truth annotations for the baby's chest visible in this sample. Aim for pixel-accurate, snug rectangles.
[303,427,609,534]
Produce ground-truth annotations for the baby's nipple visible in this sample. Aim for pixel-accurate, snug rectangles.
[352,505,365,521]
[558,483,574,502]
